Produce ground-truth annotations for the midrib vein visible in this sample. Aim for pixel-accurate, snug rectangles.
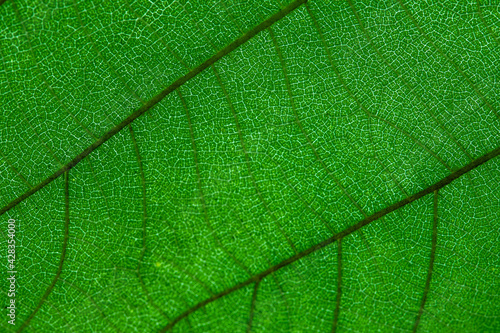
[0,0,308,217]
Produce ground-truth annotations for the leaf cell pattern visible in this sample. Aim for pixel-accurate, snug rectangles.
[1,0,499,332]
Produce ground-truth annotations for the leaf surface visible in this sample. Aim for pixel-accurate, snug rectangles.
[1,0,499,332]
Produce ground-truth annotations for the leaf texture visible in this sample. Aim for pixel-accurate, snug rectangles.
[0,0,499,332]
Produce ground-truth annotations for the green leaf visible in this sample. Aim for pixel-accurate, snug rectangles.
[1,0,499,332]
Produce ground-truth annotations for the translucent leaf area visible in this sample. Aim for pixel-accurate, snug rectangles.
[1,0,499,332]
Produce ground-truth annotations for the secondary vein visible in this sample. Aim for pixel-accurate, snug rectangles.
[17,172,71,332]
[413,190,439,332]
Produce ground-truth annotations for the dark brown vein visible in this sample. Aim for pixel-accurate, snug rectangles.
[237,212,295,329]
[345,0,471,165]
[129,125,169,319]
[396,0,500,121]
[159,145,500,332]
[0,0,307,218]
[17,172,70,332]
[211,64,298,253]
[177,89,251,275]
[413,190,439,332]
[332,239,342,333]
[247,279,261,333]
